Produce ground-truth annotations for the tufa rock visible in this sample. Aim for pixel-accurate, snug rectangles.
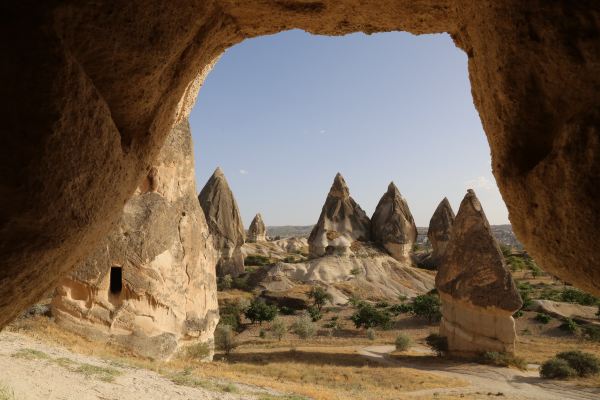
[198,167,245,277]
[436,189,522,355]
[247,213,267,243]
[308,173,371,257]
[427,197,455,265]
[51,120,219,360]
[371,182,417,263]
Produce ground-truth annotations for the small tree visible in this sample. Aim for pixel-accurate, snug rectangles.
[215,324,237,355]
[350,303,391,329]
[307,287,333,311]
[245,298,278,325]
[270,318,286,341]
[291,314,316,339]
[412,294,441,323]
[219,274,233,290]
[307,305,323,322]
[395,334,411,351]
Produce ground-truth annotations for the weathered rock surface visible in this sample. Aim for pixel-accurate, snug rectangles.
[436,189,522,355]
[260,242,434,303]
[308,173,371,257]
[427,197,455,264]
[247,213,267,243]
[1,1,599,328]
[371,182,417,263]
[242,237,308,261]
[51,121,219,360]
[199,168,245,277]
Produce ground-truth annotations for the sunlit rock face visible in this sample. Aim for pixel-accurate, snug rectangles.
[51,121,219,360]
[436,189,522,355]
[427,197,455,265]
[247,213,267,243]
[371,182,417,263]
[308,173,371,257]
[198,168,245,277]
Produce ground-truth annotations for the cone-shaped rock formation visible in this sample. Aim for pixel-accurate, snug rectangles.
[427,197,455,265]
[198,168,245,277]
[52,120,219,360]
[308,173,371,257]
[436,189,522,355]
[371,182,417,263]
[248,213,267,243]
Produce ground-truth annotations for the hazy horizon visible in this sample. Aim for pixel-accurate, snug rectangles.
[190,30,509,228]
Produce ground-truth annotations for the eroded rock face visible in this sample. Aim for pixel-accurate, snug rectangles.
[1,1,599,328]
[308,173,371,257]
[427,197,455,264]
[247,213,267,243]
[436,189,522,355]
[51,121,219,360]
[198,168,245,277]
[371,182,417,263]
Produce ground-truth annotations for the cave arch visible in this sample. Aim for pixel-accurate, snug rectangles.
[1,1,598,328]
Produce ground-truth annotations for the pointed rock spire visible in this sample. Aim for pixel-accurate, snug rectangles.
[198,167,245,277]
[308,173,371,257]
[427,197,455,264]
[436,189,522,355]
[371,182,417,263]
[247,213,267,243]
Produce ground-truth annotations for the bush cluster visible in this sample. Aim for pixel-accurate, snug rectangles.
[290,314,316,339]
[350,303,392,329]
[395,334,411,351]
[245,298,278,325]
[541,351,600,379]
[534,313,552,324]
[479,351,527,370]
[244,254,272,267]
[411,294,441,323]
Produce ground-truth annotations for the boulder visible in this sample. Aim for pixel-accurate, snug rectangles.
[427,197,455,265]
[247,213,267,242]
[308,173,371,257]
[371,182,417,263]
[436,189,522,355]
[51,120,219,360]
[198,168,245,277]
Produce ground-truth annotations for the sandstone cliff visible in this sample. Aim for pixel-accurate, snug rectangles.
[436,189,522,355]
[371,182,417,263]
[198,168,245,277]
[247,213,267,243]
[308,173,371,257]
[52,121,219,360]
[427,197,455,265]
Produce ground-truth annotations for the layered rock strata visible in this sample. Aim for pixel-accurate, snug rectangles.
[247,213,267,243]
[371,182,417,263]
[436,189,522,355]
[51,121,219,360]
[198,168,245,277]
[427,197,455,264]
[308,173,371,257]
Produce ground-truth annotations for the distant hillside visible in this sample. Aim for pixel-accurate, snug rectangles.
[268,224,522,249]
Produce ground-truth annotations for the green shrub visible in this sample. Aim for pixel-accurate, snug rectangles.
[218,274,233,291]
[259,328,267,339]
[214,324,237,355]
[395,334,411,351]
[366,328,376,341]
[540,358,576,379]
[412,294,441,323]
[184,342,211,360]
[425,333,448,356]
[556,351,600,377]
[270,318,286,341]
[559,318,579,334]
[350,267,361,275]
[350,303,391,329]
[232,275,250,291]
[583,325,600,342]
[279,306,295,315]
[244,254,271,266]
[389,303,413,315]
[561,288,599,306]
[219,299,248,332]
[290,315,316,339]
[307,306,323,322]
[534,313,552,324]
[245,298,278,325]
[479,351,527,370]
[307,287,333,311]
[513,310,524,319]
[375,301,389,308]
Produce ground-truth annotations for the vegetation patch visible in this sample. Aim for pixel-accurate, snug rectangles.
[394,334,411,352]
[75,363,122,382]
[0,383,15,400]
[426,333,448,356]
[479,351,527,370]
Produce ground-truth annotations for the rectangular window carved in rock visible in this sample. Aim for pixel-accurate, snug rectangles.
[110,266,123,294]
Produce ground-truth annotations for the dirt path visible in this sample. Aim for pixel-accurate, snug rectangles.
[359,345,600,400]
[0,331,278,400]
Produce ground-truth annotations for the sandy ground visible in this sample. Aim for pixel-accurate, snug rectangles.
[359,345,600,400]
[0,331,278,400]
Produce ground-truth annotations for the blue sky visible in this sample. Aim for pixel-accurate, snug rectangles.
[190,30,509,227]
